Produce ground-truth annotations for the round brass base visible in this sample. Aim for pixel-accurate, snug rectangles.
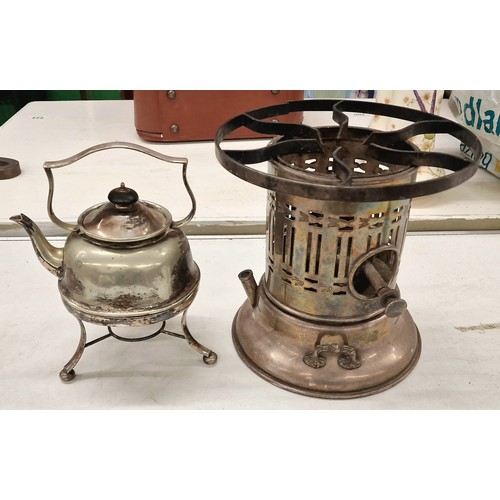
[232,293,421,399]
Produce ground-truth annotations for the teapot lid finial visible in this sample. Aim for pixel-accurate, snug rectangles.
[108,182,139,208]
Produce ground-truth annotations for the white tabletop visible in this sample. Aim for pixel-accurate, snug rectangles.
[1,99,499,237]
[1,232,499,409]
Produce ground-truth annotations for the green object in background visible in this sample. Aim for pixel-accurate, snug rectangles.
[0,90,124,126]
[0,98,17,125]
[0,90,47,126]
[45,90,122,101]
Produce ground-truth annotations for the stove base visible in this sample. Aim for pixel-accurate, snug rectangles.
[232,292,421,399]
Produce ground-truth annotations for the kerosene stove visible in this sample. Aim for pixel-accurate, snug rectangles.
[215,99,481,398]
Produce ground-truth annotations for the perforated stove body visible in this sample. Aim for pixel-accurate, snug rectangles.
[215,99,481,398]
[265,127,415,322]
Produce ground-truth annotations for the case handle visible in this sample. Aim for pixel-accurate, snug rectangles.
[43,141,196,231]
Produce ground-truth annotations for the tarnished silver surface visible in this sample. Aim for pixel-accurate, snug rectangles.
[216,101,481,399]
[10,141,217,381]
[233,279,421,399]
[79,197,173,243]
[264,190,412,323]
[232,134,421,397]
[58,228,200,326]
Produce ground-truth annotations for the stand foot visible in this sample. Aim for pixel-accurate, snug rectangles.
[203,352,218,365]
[181,311,218,365]
[59,369,76,382]
[59,319,86,382]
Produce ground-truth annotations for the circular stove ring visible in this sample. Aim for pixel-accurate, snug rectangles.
[214,99,482,202]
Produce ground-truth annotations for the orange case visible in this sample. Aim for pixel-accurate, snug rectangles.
[133,90,304,142]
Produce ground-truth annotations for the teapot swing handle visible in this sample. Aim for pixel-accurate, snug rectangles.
[43,141,196,231]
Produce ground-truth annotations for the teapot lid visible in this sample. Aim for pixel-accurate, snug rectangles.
[77,183,172,243]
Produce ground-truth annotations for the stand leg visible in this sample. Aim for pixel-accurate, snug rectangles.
[181,311,217,365]
[59,318,87,382]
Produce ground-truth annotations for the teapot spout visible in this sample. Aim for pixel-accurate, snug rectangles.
[10,214,63,276]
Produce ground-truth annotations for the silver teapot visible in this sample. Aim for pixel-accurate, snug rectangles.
[11,141,217,381]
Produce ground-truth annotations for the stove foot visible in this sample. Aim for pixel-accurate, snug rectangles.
[59,318,86,382]
[181,310,218,365]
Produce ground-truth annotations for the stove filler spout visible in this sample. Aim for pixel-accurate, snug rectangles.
[238,269,258,308]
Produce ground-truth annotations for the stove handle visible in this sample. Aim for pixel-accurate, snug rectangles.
[43,141,195,231]
[303,343,361,370]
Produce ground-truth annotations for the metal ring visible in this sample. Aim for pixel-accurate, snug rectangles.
[0,157,21,180]
[214,99,483,202]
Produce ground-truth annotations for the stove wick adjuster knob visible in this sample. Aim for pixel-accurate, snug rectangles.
[379,287,407,318]
[362,260,407,318]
